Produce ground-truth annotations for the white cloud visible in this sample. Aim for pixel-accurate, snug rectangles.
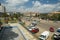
[2,0,29,12]
[24,1,60,13]
[17,6,26,12]
[5,0,29,6]
[2,0,60,13]
[32,1,41,7]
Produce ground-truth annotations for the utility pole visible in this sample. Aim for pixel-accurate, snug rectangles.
[30,12,32,21]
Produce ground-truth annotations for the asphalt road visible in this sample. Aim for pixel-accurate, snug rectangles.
[39,20,60,31]
[22,17,60,40]
[34,20,60,40]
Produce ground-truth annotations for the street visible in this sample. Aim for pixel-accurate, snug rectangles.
[21,17,60,40]
[0,18,60,40]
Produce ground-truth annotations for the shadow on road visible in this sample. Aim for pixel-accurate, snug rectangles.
[0,26,19,40]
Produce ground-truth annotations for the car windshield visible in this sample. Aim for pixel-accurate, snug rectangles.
[40,35,46,38]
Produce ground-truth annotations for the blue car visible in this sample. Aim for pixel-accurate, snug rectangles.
[57,28,60,33]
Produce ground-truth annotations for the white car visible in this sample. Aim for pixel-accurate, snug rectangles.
[32,20,37,26]
[39,31,49,40]
[30,24,34,27]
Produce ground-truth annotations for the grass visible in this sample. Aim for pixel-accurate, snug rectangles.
[0,17,18,23]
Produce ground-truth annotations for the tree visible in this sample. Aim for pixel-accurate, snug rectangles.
[2,13,9,17]
[57,14,60,20]
[35,13,38,17]
[39,13,48,19]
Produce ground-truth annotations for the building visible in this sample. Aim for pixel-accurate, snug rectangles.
[24,12,40,17]
[0,3,6,16]
[48,11,60,16]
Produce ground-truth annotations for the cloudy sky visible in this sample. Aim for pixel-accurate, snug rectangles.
[0,0,60,13]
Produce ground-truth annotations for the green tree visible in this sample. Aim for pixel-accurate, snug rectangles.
[2,13,8,17]
[57,14,60,20]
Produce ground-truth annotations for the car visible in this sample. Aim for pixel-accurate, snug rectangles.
[49,27,54,32]
[57,28,60,33]
[39,31,49,40]
[26,17,30,21]
[32,20,37,26]
[30,24,34,27]
[28,26,39,34]
[31,27,39,33]
[52,33,60,40]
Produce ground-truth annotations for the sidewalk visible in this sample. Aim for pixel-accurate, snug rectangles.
[0,24,25,40]
[9,23,38,40]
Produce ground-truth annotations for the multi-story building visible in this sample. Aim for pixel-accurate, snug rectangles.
[0,3,6,16]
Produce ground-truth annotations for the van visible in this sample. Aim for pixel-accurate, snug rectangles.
[39,31,49,40]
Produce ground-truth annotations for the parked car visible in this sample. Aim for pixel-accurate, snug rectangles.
[28,26,39,34]
[26,17,30,21]
[39,31,49,40]
[32,20,37,26]
[52,33,60,40]
[30,24,34,27]
[49,27,54,32]
[31,27,39,33]
[57,28,60,33]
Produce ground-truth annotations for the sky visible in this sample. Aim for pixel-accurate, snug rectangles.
[0,0,60,13]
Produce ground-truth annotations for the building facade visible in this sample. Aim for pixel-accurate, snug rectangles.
[0,3,6,16]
